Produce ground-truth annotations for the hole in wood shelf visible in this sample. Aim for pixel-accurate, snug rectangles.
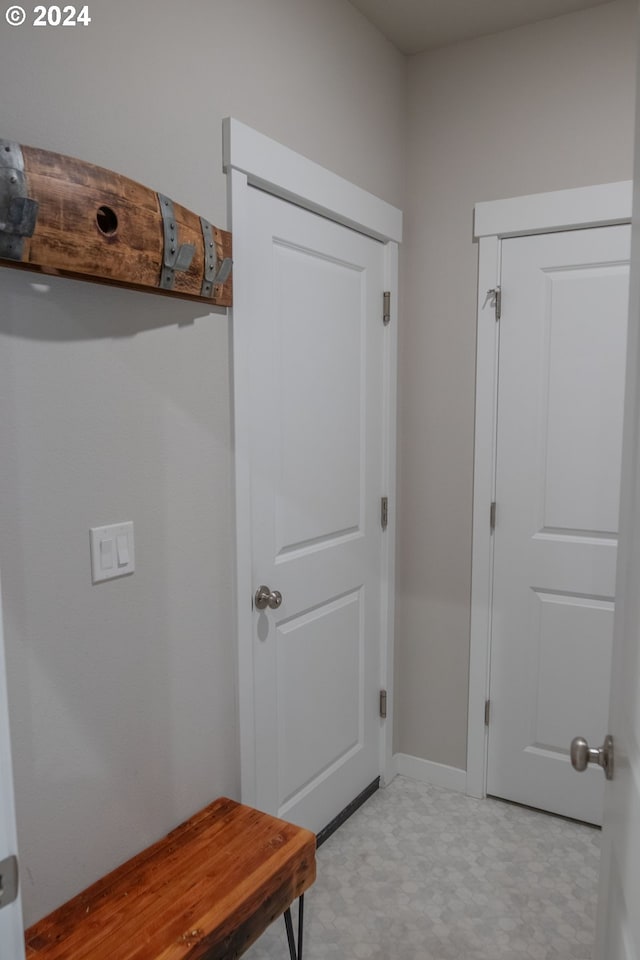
[96,205,118,236]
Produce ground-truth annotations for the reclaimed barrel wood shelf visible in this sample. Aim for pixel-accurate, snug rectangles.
[24,798,316,960]
[0,138,232,307]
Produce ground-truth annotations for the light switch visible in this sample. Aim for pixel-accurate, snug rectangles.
[116,534,129,567]
[90,522,135,583]
[100,538,114,570]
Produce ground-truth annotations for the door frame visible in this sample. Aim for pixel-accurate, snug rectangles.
[0,574,26,959]
[467,181,632,799]
[223,118,402,807]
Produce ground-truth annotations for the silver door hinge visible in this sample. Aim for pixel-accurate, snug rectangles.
[383,291,391,326]
[0,855,19,910]
[487,286,501,320]
[484,699,491,726]
[380,689,388,719]
[381,496,389,530]
[490,501,496,532]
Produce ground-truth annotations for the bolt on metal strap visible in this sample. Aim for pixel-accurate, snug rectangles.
[200,216,232,298]
[0,139,39,262]
[158,193,195,290]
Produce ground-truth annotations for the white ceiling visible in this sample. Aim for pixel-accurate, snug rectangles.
[348,0,615,54]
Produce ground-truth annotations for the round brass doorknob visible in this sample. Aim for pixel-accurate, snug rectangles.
[254,585,283,611]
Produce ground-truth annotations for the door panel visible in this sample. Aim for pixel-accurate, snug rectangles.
[488,225,630,824]
[528,591,613,748]
[542,265,627,534]
[274,241,364,553]
[246,187,384,832]
[277,590,362,811]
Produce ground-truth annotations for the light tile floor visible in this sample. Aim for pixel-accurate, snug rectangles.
[245,776,600,960]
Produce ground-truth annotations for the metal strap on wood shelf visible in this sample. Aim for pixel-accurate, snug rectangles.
[158,193,195,290]
[0,139,39,261]
[200,216,232,298]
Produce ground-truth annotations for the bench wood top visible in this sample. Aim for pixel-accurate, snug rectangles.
[24,797,316,960]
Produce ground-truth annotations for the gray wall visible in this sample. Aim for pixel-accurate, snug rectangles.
[0,0,406,924]
[395,0,638,769]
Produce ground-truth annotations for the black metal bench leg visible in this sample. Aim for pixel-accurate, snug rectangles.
[298,892,304,959]
[283,893,305,960]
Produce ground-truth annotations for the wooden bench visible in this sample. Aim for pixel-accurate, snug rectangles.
[24,798,316,960]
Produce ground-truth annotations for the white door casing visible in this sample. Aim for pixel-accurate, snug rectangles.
[224,119,401,824]
[468,181,633,801]
[487,226,629,824]
[0,575,26,960]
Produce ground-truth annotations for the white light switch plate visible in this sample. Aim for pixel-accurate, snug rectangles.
[90,522,135,583]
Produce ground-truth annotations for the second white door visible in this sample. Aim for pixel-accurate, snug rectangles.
[487,225,630,824]
[0,577,25,959]
[244,186,386,833]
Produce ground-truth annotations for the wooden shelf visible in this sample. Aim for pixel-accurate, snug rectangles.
[0,138,232,307]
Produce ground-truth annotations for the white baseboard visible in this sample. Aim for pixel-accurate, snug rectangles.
[393,753,467,794]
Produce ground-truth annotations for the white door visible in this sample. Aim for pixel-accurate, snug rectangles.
[487,226,630,824]
[242,186,386,833]
[0,577,25,960]
[593,80,640,953]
